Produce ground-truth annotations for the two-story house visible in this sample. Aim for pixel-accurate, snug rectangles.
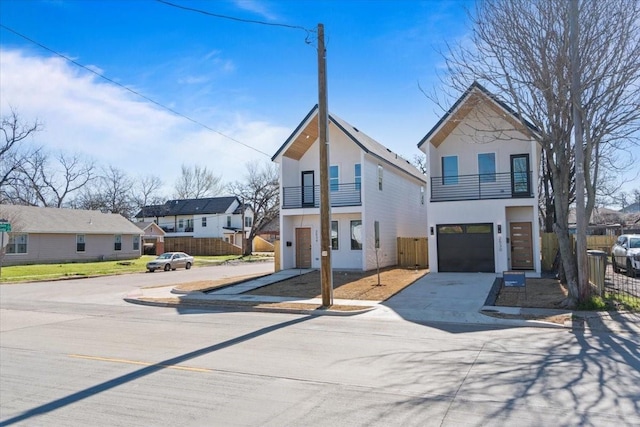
[418,82,542,276]
[272,105,427,271]
[135,197,253,247]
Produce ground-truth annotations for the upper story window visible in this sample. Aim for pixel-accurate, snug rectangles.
[202,217,207,227]
[245,216,253,227]
[420,186,425,205]
[478,153,496,182]
[378,165,383,190]
[7,233,28,254]
[76,234,86,252]
[330,165,339,192]
[442,156,458,185]
[227,216,232,227]
[354,163,361,190]
[114,235,122,251]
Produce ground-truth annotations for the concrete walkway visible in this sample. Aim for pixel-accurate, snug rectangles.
[126,269,640,332]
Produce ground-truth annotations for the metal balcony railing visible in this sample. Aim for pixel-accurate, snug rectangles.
[430,171,533,202]
[282,183,362,209]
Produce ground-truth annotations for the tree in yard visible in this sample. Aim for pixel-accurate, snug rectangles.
[0,108,41,203]
[73,166,135,218]
[437,0,640,307]
[7,149,96,207]
[131,174,165,213]
[226,161,279,256]
[174,164,223,199]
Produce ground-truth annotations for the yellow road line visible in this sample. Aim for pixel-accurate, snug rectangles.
[69,354,212,373]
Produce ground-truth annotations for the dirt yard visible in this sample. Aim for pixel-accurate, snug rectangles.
[494,278,568,308]
[246,268,429,301]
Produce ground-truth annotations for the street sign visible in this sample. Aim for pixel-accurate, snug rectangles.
[0,223,11,232]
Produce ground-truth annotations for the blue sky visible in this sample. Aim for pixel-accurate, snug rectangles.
[1,0,637,203]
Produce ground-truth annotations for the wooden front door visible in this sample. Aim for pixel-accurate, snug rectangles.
[295,228,312,268]
[510,222,534,270]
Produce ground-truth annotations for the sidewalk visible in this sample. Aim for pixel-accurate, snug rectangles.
[124,269,640,333]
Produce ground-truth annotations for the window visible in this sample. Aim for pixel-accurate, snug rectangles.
[178,219,184,229]
[202,217,207,227]
[245,216,253,227]
[511,154,530,196]
[442,156,458,185]
[133,235,140,251]
[354,163,361,190]
[330,165,339,192]
[76,234,86,252]
[226,216,232,227]
[7,233,28,254]
[420,186,425,205]
[378,165,383,190]
[185,219,194,232]
[114,235,122,251]
[350,220,362,250]
[478,153,496,182]
[331,221,339,250]
[374,221,380,249]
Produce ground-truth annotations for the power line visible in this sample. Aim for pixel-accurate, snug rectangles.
[156,0,315,42]
[0,23,271,157]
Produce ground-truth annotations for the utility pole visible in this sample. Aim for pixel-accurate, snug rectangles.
[317,23,333,307]
[570,0,589,302]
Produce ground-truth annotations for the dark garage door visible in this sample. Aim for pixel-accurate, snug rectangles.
[437,223,495,272]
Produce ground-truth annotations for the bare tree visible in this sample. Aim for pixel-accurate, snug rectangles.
[0,108,41,202]
[131,174,165,213]
[174,164,223,199]
[227,161,279,256]
[74,166,135,218]
[437,0,640,306]
[8,149,96,207]
[411,154,427,175]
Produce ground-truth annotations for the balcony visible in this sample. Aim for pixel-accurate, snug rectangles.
[282,183,361,209]
[430,171,533,202]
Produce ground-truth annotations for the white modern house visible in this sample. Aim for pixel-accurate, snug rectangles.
[418,82,542,276]
[272,105,427,271]
[135,197,253,247]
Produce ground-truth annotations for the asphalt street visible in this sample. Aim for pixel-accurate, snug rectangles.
[1,263,639,426]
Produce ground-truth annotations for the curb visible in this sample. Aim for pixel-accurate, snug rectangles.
[123,296,376,317]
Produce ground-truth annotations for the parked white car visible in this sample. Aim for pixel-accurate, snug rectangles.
[146,252,194,272]
[611,234,640,277]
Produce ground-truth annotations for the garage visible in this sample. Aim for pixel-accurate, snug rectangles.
[437,223,495,272]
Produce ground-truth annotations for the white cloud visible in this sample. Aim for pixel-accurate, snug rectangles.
[233,0,279,21]
[0,48,289,197]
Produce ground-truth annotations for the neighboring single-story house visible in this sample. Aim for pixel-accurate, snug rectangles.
[135,196,253,247]
[272,105,428,271]
[418,82,542,276]
[135,221,166,255]
[0,204,143,266]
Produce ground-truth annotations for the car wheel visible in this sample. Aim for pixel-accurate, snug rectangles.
[612,257,620,273]
[164,264,171,272]
[627,260,636,278]
[185,262,192,270]
[148,269,154,273]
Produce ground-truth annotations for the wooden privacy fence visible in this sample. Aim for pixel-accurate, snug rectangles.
[164,237,242,256]
[540,233,616,271]
[397,237,429,268]
[253,236,275,252]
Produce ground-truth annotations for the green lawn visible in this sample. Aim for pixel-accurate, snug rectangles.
[0,254,273,283]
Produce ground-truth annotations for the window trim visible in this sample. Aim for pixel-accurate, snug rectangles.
[378,165,383,190]
[330,165,339,192]
[76,234,86,253]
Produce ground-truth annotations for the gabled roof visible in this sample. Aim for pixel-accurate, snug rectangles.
[0,205,143,235]
[418,81,539,149]
[135,196,240,218]
[135,221,166,235]
[272,105,425,182]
